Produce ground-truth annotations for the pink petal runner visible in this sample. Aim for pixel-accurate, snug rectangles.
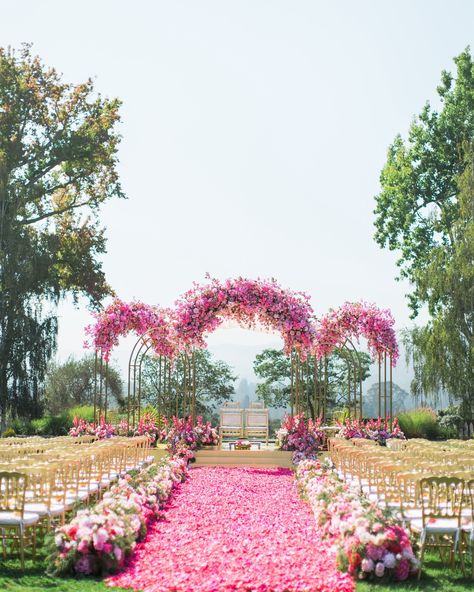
[107,466,354,592]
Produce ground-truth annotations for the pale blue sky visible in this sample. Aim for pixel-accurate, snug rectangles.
[1,1,473,390]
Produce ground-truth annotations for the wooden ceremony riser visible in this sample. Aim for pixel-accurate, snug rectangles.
[193,449,293,468]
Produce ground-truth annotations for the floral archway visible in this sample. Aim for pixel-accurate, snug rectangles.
[174,277,317,358]
[86,299,177,360]
[314,302,399,419]
[84,278,399,425]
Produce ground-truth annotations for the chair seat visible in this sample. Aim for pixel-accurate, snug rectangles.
[411,517,461,533]
[24,502,64,517]
[0,511,40,526]
[401,508,423,519]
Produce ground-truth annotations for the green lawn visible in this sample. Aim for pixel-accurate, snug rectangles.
[357,556,474,592]
[1,552,474,591]
[0,554,133,592]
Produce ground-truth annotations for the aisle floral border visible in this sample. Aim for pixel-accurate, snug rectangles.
[295,458,419,582]
[47,456,188,576]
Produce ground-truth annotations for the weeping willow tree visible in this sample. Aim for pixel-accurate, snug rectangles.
[0,45,123,428]
[374,48,474,415]
[403,148,474,414]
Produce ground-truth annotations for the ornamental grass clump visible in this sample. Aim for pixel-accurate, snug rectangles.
[397,407,439,439]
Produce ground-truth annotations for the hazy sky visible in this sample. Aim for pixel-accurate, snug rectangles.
[2,1,473,388]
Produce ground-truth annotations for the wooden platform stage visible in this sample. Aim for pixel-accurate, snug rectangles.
[193,447,293,468]
[149,444,293,468]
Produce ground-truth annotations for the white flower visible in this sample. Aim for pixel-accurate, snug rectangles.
[361,558,374,572]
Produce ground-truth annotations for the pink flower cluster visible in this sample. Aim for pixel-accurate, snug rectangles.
[48,456,188,576]
[160,415,220,459]
[107,466,354,592]
[84,280,400,369]
[296,459,419,581]
[135,412,160,443]
[315,301,399,363]
[69,416,116,439]
[194,415,219,445]
[174,277,317,359]
[336,417,405,446]
[85,299,176,361]
[275,413,324,463]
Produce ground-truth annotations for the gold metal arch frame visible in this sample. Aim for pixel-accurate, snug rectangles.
[93,338,394,427]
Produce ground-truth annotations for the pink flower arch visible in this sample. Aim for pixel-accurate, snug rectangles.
[84,283,399,367]
[174,277,317,359]
[314,302,399,364]
[85,299,177,361]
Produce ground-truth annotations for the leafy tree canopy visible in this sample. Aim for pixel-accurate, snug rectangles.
[374,48,473,413]
[140,349,237,423]
[253,348,371,418]
[0,45,123,426]
[44,354,124,415]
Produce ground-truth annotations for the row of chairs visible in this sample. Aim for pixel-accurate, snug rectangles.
[219,401,269,444]
[0,436,152,567]
[329,438,474,578]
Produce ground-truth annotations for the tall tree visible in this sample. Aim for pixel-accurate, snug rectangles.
[373,48,474,413]
[253,348,371,418]
[140,349,237,422]
[44,355,124,415]
[0,45,123,427]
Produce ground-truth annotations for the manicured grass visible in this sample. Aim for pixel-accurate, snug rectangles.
[0,554,135,592]
[357,555,474,592]
[2,551,474,591]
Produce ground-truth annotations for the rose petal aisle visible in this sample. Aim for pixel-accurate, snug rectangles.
[107,466,354,592]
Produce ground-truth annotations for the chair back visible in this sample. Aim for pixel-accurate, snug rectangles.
[223,401,240,408]
[0,471,27,516]
[419,476,464,526]
[220,409,244,428]
[249,401,264,409]
[245,409,268,427]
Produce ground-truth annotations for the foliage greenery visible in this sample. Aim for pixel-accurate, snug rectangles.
[44,355,124,414]
[253,348,371,418]
[397,407,439,440]
[0,44,123,429]
[374,47,474,414]
[140,349,236,422]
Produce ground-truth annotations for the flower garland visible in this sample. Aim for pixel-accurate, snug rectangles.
[84,281,399,368]
[275,413,324,463]
[47,456,188,576]
[174,277,317,359]
[295,459,419,582]
[85,299,177,361]
[315,302,399,364]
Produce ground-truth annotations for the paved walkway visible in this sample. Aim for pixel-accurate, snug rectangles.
[107,466,354,592]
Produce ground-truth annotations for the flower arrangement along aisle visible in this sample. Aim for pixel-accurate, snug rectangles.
[193,415,219,445]
[47,456,188,576]
[336,417,405,446]
[275,413,324,463]
[296,459,419,582]
[69,416,116,439]
[159,415,219,461]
